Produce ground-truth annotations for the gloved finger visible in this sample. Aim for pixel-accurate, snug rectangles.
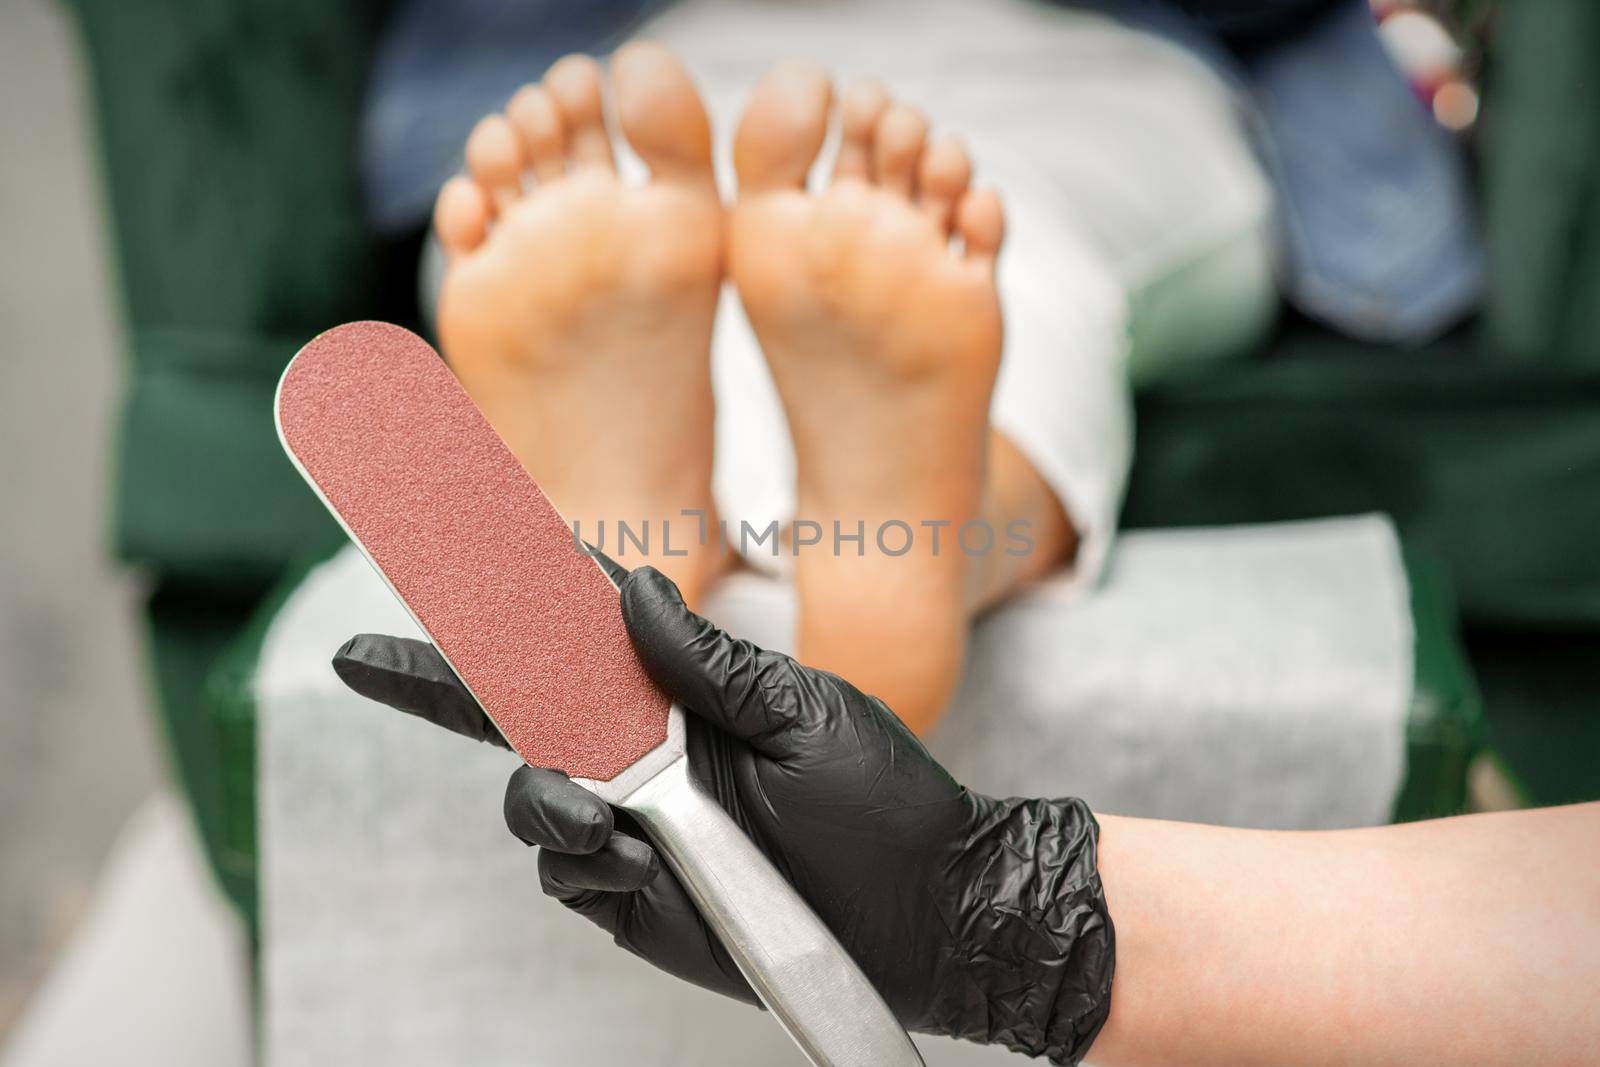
[619,567,811,758]
[537,833,660,892]
[503,764,615,853]
[333,634,508,749]
[538,848,760,1007]
[585,543,629,588]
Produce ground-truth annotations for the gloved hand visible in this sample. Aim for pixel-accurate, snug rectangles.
[333,565,1114,1064]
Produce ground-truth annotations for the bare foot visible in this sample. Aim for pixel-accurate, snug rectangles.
[729,64,1006,733]
[435,43,726,604]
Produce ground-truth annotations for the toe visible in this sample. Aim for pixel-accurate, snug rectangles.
[545,54,615,171]
[873,102,928,199]
[917,133,971,235]
[465,114,524,215]
[612,41,714,185]
[507,84,567,183]
[434,176,491,260]
[834,78,889,184]
[734,59,832,194]
[955,187,1005,267]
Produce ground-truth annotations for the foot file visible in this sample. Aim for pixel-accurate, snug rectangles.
[276,321,923,1067]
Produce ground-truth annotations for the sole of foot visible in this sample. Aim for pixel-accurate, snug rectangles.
[434,42,727,604]
[729,62,1007,733]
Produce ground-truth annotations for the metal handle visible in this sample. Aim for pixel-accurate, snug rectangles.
[623,754,925,1067]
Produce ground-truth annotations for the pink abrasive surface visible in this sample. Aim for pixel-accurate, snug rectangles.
[276,321,670,780]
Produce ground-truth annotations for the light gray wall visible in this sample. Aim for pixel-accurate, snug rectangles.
[0,0,162,1040]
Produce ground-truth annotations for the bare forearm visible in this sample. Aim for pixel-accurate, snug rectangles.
[1090,805,1600,1067]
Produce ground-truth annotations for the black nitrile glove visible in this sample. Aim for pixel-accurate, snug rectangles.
[333,565,1114,1064]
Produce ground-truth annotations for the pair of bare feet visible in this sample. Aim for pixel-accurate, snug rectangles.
[435,43,1071,733]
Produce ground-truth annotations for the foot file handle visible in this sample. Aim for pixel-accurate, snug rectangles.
[624,753,926,1067]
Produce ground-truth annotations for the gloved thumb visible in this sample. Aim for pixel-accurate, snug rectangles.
[619,567,815,758]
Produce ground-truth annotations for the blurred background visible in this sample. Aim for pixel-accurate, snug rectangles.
[0,0,160,1038]
[1,0,1595,1062]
